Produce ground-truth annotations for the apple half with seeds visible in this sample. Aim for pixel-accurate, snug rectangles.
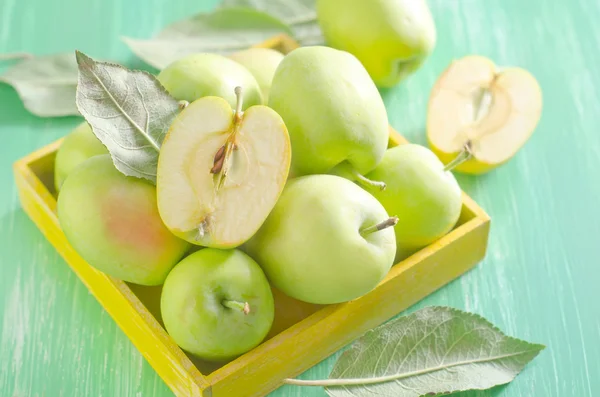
[156,87,291,248]
[427,55,543,174]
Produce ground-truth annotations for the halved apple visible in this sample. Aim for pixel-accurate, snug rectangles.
[427,55,543,174]
[156,88,291,248]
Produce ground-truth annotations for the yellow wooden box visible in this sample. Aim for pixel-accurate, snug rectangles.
[13,35,490,397]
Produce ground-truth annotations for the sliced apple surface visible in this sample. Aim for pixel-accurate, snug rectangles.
[157,88,291,248]
[427,55,543,174]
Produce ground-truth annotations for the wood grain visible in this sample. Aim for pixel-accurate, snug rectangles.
[1,0,599,396]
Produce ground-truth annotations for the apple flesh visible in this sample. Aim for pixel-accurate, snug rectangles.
[157,53,263,109]
[57,154,190,285]
[427,55,543,174]
[364,144,462,261]
[268,46,388,179]
[244,174,396,305]
[54,121,107,192]
[156,88,291,248]
[160,248,274,362]
[316,0,436,87]
[228,48,284,103]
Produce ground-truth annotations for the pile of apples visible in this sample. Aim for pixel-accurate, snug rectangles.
[54,0,542,363]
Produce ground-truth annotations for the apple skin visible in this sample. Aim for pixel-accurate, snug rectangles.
[228,48,284,103]
[54,121,107,192]
[268,46,388,177]
[157,53,262,109]
[160,248,275,361]
[365,144,462,261]
[244,174,396,305]
[316,0,436,87]
[57,154,190,286]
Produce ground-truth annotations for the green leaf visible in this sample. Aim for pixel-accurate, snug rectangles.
[220,0,324,45]
[285,306,545,397]
[0,53,79,117]
[123,8,293,70]
[75,51,180,183]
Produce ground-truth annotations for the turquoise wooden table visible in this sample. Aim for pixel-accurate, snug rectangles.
[1,0,599,396]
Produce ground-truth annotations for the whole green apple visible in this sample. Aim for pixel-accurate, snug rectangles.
[268,46,388,179]
[316,0,437,87]
[54,121,107,192]
[57,154,189,285]
[364,144,462,261]
[157,53,262,109]
[228,48,284,103]
[244,174,396,305]
[161,248,274,361]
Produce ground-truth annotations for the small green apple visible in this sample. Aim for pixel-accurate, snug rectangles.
[57,154,189,285]
[228,48,284,103]
[244,174,396,305]
[157,53,262,109]
[54,121,107,192]
[161,248,274,362]
[316,0,437,87]
[268,46,388,179]
[363,144,462,261]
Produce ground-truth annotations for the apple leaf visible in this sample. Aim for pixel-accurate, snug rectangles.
[285,306,545,396]
[220,0,324,45]
[75,51,179,183]
[123,8,293,70]
[0,52,80,117]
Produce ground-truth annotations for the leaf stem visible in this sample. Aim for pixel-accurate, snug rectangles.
[286,12,318,25]
[359,217,398,236]
[283,348,543,387]
[222,299,250,315]
[0,52,33,62]
[443,141,473,172]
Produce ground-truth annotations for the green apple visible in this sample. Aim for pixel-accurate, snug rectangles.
[161,248,274,361]
[244,174,396,305]
[156,88,291,248]
[54,121,107,192]
[157,53,262,109]
[57,154,189,285]
[316,0,437,87]
[228,48,284,103]
[268,46,388,180]
[363,144,462,261]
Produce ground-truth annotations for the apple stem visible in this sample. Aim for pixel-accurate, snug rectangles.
[360,217,399,236]
[222,299,251,315]
[443,141,473,172]
[0,52,33,62]
[473,88,493,123]
[346,167,386,191]
[214,87,244,188]
[355,173,386,191]
[178,100,189,110]
[234,86,244,123]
